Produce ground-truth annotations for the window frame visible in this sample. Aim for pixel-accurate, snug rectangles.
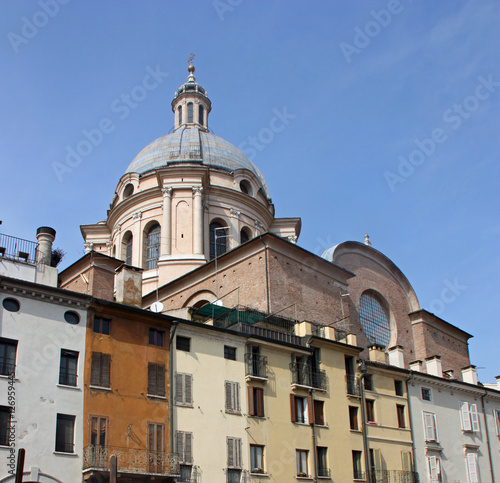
[0,337,17,377]
[148,363,166,397]
[349,405,359,431]
[59,349,79,387]
[250,444,265,474]
[290,394,312,424]
[296,449,309,477]
[248,386,264,417]
[366,399,375,423]
[396,404,406,429]
[89,415,108,447]
[423,411,438,442]
[427,455,441,482]
[55,413,75,453]
[225,381,241,414]
[227,436,242,469]
[314,399,325,426]
[394,380,404,396]
[224,345,236,361]
[176,336,191,352]
[90,352,111,388]
[352,450,364,480]
[460,401,480,432]
[0,406,12,447]
[364,374,374,391]
[421,386,432,402]
[466,452,479,483]
[149,328,165,347]
[175,372,193,407]
[176,430,193,465]
[317,446,329,477]
[93,317,110,335]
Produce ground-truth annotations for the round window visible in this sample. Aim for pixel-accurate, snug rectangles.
[2,298,20,312]
[239,180,252,196]
[123,183,134,198]
[64,311,80,325]
[359,293,390,347]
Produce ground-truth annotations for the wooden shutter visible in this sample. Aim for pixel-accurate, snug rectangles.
[290,394,297,422]
[314,400,324,426]
[227,437,234,467]
[176,431,184,462]
[424,413,436,441]
[90,416,98,445]
[236,438,242,468]
[157,365,165,396]
[467,453,478,483]
[185,432,193,464]
[185,374,192,404]
[90,352,100,386]
[175,373,184,403]
[148,364,156,395]
[496,410,500,436]
[428,456,439,480]
[102,354,110,387]
[307,395,313,425]
[460,402,472,430]
[225,382,233,410]
[235,383,241,412]
[470,404,480,432]
[401,452,412,472]
[248,386,255,416]
[373,449,382,473]
[255,388,264,417]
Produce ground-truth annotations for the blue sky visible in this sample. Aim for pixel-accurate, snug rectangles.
[1,1,498,382]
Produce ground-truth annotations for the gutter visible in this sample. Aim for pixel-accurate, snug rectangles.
[169,322,179,457]
[405,371,418,475]
[481,391,495,483]
[310,388,318,482]
[259,235,270,313]
[358,362,371,483]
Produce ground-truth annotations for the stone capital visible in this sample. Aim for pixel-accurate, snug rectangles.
[255,220,264,231]
[162,187,173,198]
[132,211,142,221]
[84,242,94,253]
[288,235,298,244]
[230,208,241,219]
[192,186,203,196]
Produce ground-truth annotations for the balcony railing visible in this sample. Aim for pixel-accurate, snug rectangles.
[346,375,361,396]
[0,233,37,264]
[58,371,78,387]
[370,470,420,483]
[83,445,179,476]
[0,358,16,377]
[290,362,327,391]
[245,353,268,379]
[311,324,348,342]
[318,467,331,477]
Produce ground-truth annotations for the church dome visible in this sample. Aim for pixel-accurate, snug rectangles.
[125,127,270,198]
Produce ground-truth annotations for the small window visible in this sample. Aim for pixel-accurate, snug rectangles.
[64,311,80,325]
[0,338,17,377]
[224,346,236,360]
[59,350,78,386]
[93,317,110,335]
[397,404,406,428]
[187,103,194,123]
[366,399,375,423]
[248,386,264,417]
[250,445,265,474]
[198,105,204,126]
[90,352,111,388]
[0,406,12,446]
[349,406,359,430]
[314,400,325,426]
[394,380,404,396]
[123,183,134,198]
[239,180,252,195]
[296,449,309,478]
[148,363,165,397]
[2,298,20,312]
[421,387,432,401]
[149,328,164,347]
[177,336,190,352]
[225,381,241,413]
[55,414,75,453]
[364,374,373,391]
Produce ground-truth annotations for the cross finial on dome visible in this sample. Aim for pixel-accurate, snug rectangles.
[364,233,372,246]
[186,53,196,82]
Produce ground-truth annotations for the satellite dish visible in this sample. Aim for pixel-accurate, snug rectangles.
[151,301,164,313]
[212,299,223,306]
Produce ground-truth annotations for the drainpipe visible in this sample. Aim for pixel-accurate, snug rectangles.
[169,322,179,460]
[310,388,318,482]
[258,235,270,313]
[405,371,418,477]
[358,360,371,483]
[481,391,495,483]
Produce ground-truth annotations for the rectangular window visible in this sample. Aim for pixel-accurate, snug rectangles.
[176,431,193,464]
[366,399,375,423]
[460,401,480,432]
[90,415,108,447]
[352,450,363,480]
[225,381,241,413]
[55,414,75,453]
[224,346,237,360]
[227,437,242,468]
[148,363,165,397]
[247,386,264,417]
[397,404,406,429]
[317,446,329,477]
[179,465,193,482]
[364,374,373,391]
[59,350,78,386]
[250,444,264,474]
[495,409,500,436]
[290,395,312,424]
[149,328,164,347]
[466,452,479,483]
[427,456,441,483]
[423,412,438,442]
[93,317,110,335]
[0,406,12,446]
[90,352,110,388]
[314,400,325,426]
[176,336,190,352]
[421,387,432,401]
[148,422,164,473]
[394,380,404,396]
[175,373,193,406]
[349,406,359,430]
[0,338,17,377]
[296,449,308,477]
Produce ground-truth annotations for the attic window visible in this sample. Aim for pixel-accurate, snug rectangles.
[123,184,134,198]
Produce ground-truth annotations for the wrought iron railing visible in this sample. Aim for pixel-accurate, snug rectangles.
[82,445,179,475]
[245,353,268,378]
[234,323,305,346]
[311,324,348,342]
[318,467,331,477]
[0,233,37,264]
[58,371,77,386]
[290,362,327,390]
[370,470,419,483]
[346,375,361,396]
[0,358,16,377]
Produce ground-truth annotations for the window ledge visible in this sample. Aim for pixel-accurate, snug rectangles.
[0,375,18,381]
[250,471,269,477]
[350,429,362,433]
[296,476,313,480]
[293,422,310,426]
[225,410,242,415]
[245,375,268,382]
[315,424,329,429]
[176,403,194,408]
[318,477,331,480]
[89,385,111,391]
[57,384,81,391]
[147,394,167,400]
[53,451,78,457]
[0,445,13,450]
[248,415,266,420]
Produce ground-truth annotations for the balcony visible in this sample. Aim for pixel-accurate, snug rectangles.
[346,375,361,396]
[0,233,37,264]
[370,470,420,483]
[82,446,179,479]
[318,467,331,478]
[245,353,268,380]
[290,362,327,391]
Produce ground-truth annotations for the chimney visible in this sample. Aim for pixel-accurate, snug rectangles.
[461,365,478,385]
[388,345,405,368]
[409,360,423,372]
[443,370,454,379]
[425,356,442,377]
[115,265,143,307]
[36,226,56,266]
[496,375,500,390]
[368,344,386,363]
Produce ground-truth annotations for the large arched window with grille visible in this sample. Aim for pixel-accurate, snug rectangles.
[187,103,194,123]
[145,224,161,270]
[359,292,391,347]
[178,105,182,125]
[198,105,204,126]
[209,221,227,261]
